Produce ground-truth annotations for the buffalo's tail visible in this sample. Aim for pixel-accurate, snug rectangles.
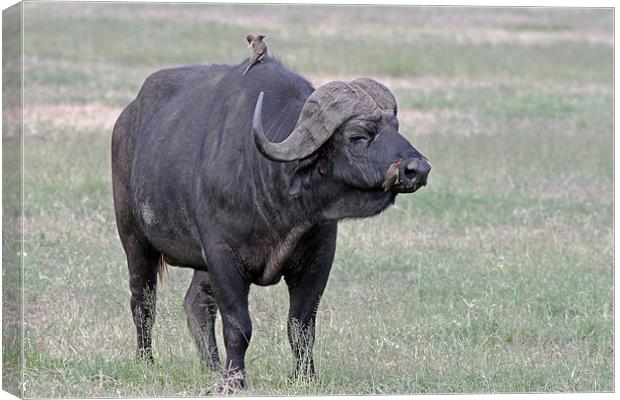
[157,254,168,284]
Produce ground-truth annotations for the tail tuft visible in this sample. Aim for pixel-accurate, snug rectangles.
[157,254,168,283]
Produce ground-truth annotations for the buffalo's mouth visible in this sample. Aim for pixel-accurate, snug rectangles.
[352,177,424,196]
[393,179,427,194]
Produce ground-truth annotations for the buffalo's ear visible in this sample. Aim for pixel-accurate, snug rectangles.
[288,153,319,197]
[246,34,254,44]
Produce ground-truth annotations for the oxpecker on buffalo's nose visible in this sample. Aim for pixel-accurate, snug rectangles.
[383,160,401,192]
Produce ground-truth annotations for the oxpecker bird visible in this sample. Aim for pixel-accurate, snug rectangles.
[382,161,401,192]
[243,34,268,76]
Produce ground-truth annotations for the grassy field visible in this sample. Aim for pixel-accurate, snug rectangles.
[4,3,613,397]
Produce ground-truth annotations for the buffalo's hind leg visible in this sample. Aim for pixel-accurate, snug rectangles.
[120,231,160,362]
[113,102,160,362]
[184,270,221,371]
[114,205,160,362]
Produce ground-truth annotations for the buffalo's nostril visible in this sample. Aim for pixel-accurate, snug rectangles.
[405,158,431,186]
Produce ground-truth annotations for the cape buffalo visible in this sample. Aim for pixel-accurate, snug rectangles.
[111,57,431,388]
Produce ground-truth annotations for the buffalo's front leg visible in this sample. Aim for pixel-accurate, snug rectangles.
[285,223,336,379]
[184,270,221,371]
[203,243,252,389]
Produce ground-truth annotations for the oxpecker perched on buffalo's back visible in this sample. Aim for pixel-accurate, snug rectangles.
[243,34,268,76]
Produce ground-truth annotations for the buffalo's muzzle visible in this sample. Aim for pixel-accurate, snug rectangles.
[397,157,431,193]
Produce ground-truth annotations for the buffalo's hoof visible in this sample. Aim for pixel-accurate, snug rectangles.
[135,348,154,363]
[288,369,317,386]
[215,371,245,394]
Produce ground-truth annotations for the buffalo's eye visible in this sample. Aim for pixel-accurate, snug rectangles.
[348,133,371,144]
[346,126,375,145]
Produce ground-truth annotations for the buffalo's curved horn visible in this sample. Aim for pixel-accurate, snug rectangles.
[252,90,332,162]
[252,91,285,161]
[252,80,395,162]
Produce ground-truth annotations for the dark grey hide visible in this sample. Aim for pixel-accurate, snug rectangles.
[111,58,431,388]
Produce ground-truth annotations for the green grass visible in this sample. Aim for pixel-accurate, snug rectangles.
[6,2,613,397]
